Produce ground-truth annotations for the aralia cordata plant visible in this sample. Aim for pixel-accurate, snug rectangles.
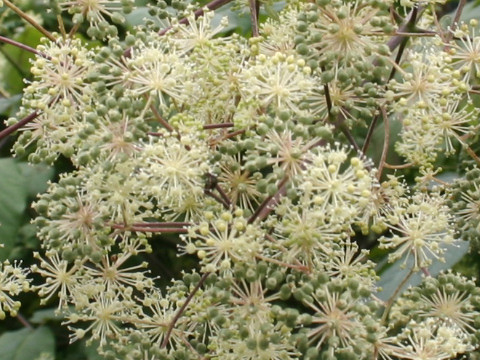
[2,0,480,359]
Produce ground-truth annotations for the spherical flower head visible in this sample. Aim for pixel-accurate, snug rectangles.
[217,154,263,212]
[254,129,321,178]
[14,37,96,163]
[239,52,314,114]
[135,289,192,349]
[307,70,377,125]
[392,317,474,360]
[395,99,478,165]
[0,260,31,319]
[32,251,79,309]
[33,174,110,253]
[388,50,456,110]
[446,20,480,82]
[269,197,340,269]
[139,135,211,211]
[213,321,299,360]
[65,291,127,347]
[391,271,480,349]
[180,209,264,273]
[258,4,302,56]
[324,241,378,290]
[26,37,93,110]
[379,190,456,270]
[448,167,480,252]
[124,41,190,111]
[297,143,376,229]
[171,9,229,54]
[299,0,392,67]
[299,278,374,358]
[58,0,134,38]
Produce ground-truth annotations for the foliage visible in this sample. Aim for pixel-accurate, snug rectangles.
[1,0,480,359]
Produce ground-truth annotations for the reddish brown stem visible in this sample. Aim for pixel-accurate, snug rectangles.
[205,190,230,209]
[248,176,289,224]
[161,272,210,348]
[149,99,174,132]
[0,36,49,58]
[0,110,40,141]
[445,0,467,43]
[249,0,260,37]
[376,106,390,180]
[113,225,188,233]
[130,222,191,227]
[222,129,246,140]
[4,0,55,41]
[203,123,234,129]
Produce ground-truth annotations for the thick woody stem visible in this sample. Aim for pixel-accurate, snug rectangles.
[249,0,260,37]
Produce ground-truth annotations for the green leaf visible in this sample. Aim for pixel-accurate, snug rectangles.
[263,3,280,21]
[18,163,54,198]
[124,7,165,29]
[443,1,480,23]
[0,326,55,360]
[0,160,53,260]
[376,241,470,301]
[0,94,21,117]
[0,158,29,261]
[0,27,43,94]
[213,3,252,35]
[30,308,63,325]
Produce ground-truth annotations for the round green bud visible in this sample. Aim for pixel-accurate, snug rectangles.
[297,21,308,32]
[246,337,257,350]
[245,268,258,282]
[111,12,125,24]
[279,284,292,300]
[266,277,278,290]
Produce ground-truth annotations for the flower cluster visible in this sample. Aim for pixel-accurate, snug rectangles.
[2,0,480,359]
